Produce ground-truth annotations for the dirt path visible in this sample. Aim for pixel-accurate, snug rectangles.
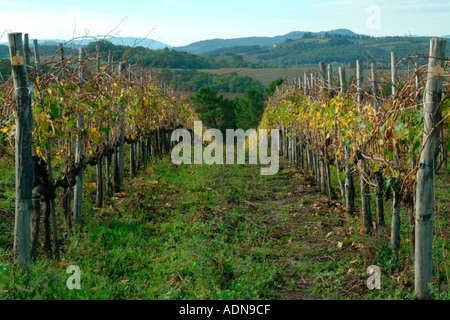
[205,159,358,299]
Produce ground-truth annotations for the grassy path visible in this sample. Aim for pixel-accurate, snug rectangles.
[1,154,448,300]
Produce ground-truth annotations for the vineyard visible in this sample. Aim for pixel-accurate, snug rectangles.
[1,33,198,270]
[260,37,449,300]
[0,32,449,301]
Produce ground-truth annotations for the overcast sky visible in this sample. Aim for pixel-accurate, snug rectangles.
[1,0,449,47]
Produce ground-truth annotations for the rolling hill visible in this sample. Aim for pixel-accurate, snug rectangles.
[175,29,367,54]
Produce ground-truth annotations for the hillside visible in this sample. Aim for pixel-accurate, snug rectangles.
[0,37,171,50]
[175,29,366,54]
[204,35,450,67]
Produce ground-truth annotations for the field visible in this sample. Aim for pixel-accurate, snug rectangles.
[197,68,313,87]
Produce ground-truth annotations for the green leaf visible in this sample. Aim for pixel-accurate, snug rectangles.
[384,175,396,192]
[411,138,421,155]
[67,118,76,129]
[65,82,77,91]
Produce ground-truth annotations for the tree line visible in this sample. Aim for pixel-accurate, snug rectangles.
[191,78,284,133]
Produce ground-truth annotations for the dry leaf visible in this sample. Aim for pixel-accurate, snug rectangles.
[345,268,354,274]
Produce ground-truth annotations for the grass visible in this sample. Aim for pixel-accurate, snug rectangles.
[0,148,448,300]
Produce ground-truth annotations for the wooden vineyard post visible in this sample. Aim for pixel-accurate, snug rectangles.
[23,34,30,69]
[339,67,346,94]
[415,37,447,300]
[32,39,41,73]
[356,60,372,233]
[344,148,355,215]
[304,73,308,93]
[356,60,364,109]
[371,62,379,112]
[319,61,326,93]
[339,65,355,214]
[327,64,334,98]
[106,149,113,197]
[46,140,59,257]
[73,48,86,225]
[391,52,398,96]
[117,62,126,191]
[130,142,136,178]
[96,156,103,208]
[8,33,33,269]
[58,43,66,79]
[391,145,401,253]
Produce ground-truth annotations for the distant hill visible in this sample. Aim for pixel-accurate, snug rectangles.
[176,29,366,54]
[0,37,172,50]
[203,35,450,67]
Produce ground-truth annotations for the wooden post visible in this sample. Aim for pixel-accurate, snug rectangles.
[9,33,33,269]
[304,73,308,93]
[415,37,447,300]
[371,62,379,113]
[327,64,334,98]
[23,34,30,68]
[58,43,65,77]
[414,62,423,104]
[130,142,136,178]
[30,192,41,261]
[357,60,372,233]
[117,62,126,191]
[73,48,86,224]
[46,140,59,258]
[113,146,120,192]
[391,52,398,96]
[32,39,41,73]
[319,62,326,93]
[356,60,364,111]
[96,156,103,208]
[344,148,355,215]
[374,170,385,235]
[339,67,346,94]
[391,144,401,253]
[96,45,101,71]
[407,198,415,261]
[106,150,112,197]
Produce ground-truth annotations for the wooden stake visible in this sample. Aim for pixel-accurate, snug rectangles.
[356,60,363,111]
[339,67,346,94]
[9,32,33,269]
[391,52,397,97]
[32,39,41,73]
[73,48,86,224]
[415,37,447,300]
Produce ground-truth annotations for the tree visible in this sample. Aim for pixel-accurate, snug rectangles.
[191,87,238,133]
[264,78,284,98]
[235,87,265,130]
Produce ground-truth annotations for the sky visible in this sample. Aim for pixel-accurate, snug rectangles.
[1,0,449,47]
